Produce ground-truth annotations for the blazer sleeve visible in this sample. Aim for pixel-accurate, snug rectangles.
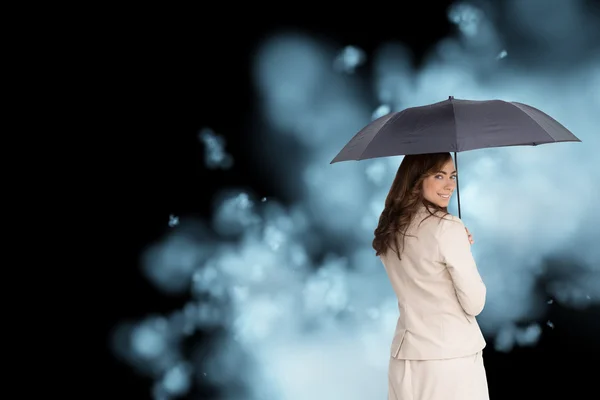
[437,217,486,316]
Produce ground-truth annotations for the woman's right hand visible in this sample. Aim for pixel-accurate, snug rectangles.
[465,227,474,245]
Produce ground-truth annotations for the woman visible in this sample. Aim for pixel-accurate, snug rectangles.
[373,152,489,400]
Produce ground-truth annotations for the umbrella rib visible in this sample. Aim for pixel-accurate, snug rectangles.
[357,111,404,160]
[451,99,458,149]
[505,101,554,143]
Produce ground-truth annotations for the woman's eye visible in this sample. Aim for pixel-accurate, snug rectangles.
[451,175,457,180]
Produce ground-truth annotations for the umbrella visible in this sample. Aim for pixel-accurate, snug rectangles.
[330,96,581,218]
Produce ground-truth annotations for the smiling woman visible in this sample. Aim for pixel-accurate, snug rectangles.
[373,152,488,400]
[422,159,457,208]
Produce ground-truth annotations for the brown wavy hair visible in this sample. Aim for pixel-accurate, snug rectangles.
[372,152,453,259]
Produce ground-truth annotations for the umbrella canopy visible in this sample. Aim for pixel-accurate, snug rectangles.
[330,96,582,217]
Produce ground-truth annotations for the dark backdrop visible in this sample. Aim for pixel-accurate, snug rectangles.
[104,3,599,399]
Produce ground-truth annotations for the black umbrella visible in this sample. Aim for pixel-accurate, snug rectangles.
[330,96,582,218]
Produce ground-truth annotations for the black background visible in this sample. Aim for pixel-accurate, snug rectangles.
[104,3,599,399]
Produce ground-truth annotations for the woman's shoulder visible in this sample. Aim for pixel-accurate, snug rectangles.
[439,213,462,224]
[417,211,463,232]
[435,213,465,237]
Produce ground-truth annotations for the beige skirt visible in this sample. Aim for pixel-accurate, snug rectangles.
[388,351,489,400]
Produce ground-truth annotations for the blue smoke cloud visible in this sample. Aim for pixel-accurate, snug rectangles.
[111,1,600,398]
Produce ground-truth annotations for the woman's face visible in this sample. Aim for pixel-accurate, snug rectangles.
[422,159,457,208]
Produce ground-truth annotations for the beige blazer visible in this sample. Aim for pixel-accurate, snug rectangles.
[379,205,487,360]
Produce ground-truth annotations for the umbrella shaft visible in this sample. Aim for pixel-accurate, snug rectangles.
[454,151,461,219]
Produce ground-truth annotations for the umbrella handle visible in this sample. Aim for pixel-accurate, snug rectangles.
[454,151,461,219]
